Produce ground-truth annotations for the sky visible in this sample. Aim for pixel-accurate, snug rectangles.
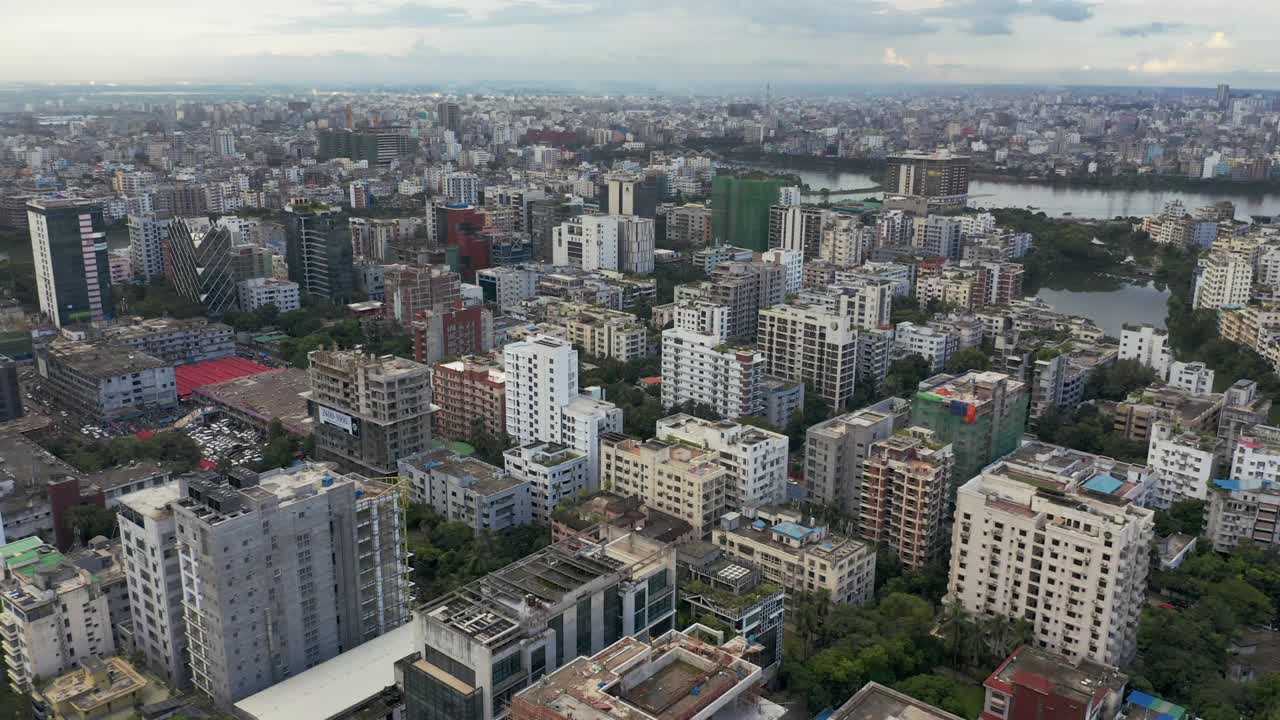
[6,0,1280,90]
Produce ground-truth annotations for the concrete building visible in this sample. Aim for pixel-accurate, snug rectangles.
[503,441,590,524]
[762,376,803,429]
[714,507,875,605]
[476,266,541,308]
[508,625,765,720]
[860,428,954,569]
[0,355,22,423]
[383,263,462,326]
[914,216,964,260]
[768,204,827,259]
[885,150,972,208]
[173,465,409,707]
[895,321,959,371]
[1193,250,1253,310]
[601,433,730,538]
[28,199,114,327]
[128,214,171,281]
[1147,419,1221,509]
[664,203,712,247]
[431,355,506,441]
[979,645,1128,720]
[308,349,432,477]
[1207,424,1280,552]
[760,247,803,295]
[804,398,911,515]
[164,217,239,316]
[833,682,964,720]
[655,414,788,509]
[946,448,1155,666]
[399,448,532,533]
[238,277,302,313]
[911,371,1029,483]
[553,215,620,272]
[677,543,785,680]
[1220,379,1273,453]
[671,299,732,341]
[690,245,753,275]
[286,204,354,301]
[400,524,676,720]
[116,483,189,688]
[1230,423,1280,487]
[1167,360,1214,396]
[349,217,420,264]
[660,328,764,421]
[1119,324,1173,379]
[34,655,168,720]
[677,260,786,340]
[0,537,117,695]
[97,317,234,366]
[552,303,650,363]
[38,341,177,421]
[758,302,860,413]
[617,216,656,274]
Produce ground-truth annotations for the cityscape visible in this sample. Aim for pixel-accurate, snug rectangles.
[1,26,1280,720]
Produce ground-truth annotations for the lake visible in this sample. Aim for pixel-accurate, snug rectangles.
[761,166,1280,222]
[1033,282,1170,337]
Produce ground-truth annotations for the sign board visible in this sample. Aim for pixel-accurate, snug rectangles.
[319,406,359,436]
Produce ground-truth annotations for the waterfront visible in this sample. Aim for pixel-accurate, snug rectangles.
[760,166,1280,222]
[1033,282,1170,337]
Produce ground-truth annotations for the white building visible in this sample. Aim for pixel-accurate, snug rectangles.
[779,186,802,206]
[1118,324,1172,379]
[819,216,872,267]
[671,300,732,341]
[553,215,620,272]
[1231,424,1280,486]
[759,302,860,413]
[502,441,589,524]
[656,413,789,508]
[444,172,480,205]
[661,328,764,420]
[760,248,803,294]
[399,449,533,532]
[1193,251,1253,310]
[128,214,171,281]
[117,484,189,688]
[1167,361,1215,396]
[946,450,1154,666]
[476,266,541,308]
[915,216,964,260]
[895,321,958,371]
[1147,420,1220,509]
[238,277,301,312]
[1206,425,1280,553]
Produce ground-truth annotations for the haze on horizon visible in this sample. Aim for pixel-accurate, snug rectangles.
[6,0,1280,91]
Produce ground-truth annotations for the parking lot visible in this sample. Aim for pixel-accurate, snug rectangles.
[183,416,264,467]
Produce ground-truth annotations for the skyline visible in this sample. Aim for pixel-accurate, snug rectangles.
[7,1,1280,91]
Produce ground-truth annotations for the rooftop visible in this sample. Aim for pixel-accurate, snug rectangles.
[46,341,169,378]
[830,681,965,720]
[401,448,523,496]
[38,656,157,717]
[985,645,1126,709]
[0,433,82,511]
[117,482,181,521]
[916,370,1024,405]
[193,368,313,435]
[174,356,272,397]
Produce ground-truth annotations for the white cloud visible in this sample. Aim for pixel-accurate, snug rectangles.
[1205,31,1232,49]
[882,47,912,68]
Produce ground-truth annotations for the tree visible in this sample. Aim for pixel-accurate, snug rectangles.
[65,503,117,546]
[882,355,932,399]
[945,347,991,374]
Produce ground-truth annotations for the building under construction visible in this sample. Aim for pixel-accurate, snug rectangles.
[397,524,677,720]
[508,625,766,720]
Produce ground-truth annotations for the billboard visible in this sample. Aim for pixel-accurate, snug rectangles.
[319,406,360,436]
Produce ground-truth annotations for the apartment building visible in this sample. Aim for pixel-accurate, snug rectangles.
[677,543,786,679]
[804,398,912,515]
[476,265,541,308]
[860,428,954,569]
[660,328,764,420]
[172,465,409,707]
[819,214,873,268]
[975,262,1025,307]
[601,433,730,538]
[758,302,860,413]
[665,203,713,247]
[1119,324,1173,379]
[552,214,619,271]
[713,507,876,605]
[383,263,462,326]
[400,524,676,720]
[1167,360,1215,396]
[98,317,235,365]
[979,645,1128,720]
[1103,384,1224,443]
[128,214,172,281]
[655,414,789,508]
[946,448,1155,666]
[1193,250,1253,310]
[399,447,532,532]
[1231,424,1280,486]
[677,260,786,339]
[914,216,964,260]
[431,355,505,441]
[549,302,649,362]
[1220,379,1273,454]
[38,341,178,421]
[911,371,1029,483]
[116,483,189,688]
[0,537,118,694]
[307,349,432,477]
[919,267,985,310]
[768,204,827,258]
[503,441,590,524]
[349,217,420,263]
[760,247,804,294]
[671,299,732,341]
[895,321,959,370]
[238,277,301,313]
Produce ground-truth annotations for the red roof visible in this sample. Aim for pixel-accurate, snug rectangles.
[198,458,218,470]
[175,357,272,397]
[134,430,156,440]
[639,377,663,386]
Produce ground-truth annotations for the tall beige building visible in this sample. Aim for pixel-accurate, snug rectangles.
[946,443,1155,666]
[804,398,911,515]
[758,301,860,413]
[860,428,953,569]
[600,432,730,538]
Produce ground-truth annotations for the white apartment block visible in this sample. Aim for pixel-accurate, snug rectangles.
[660,328,764,421]
[1118,324,1172,379]
[895,321,958,371]
[502,441,588,524]
[128,214,171,281]
[601,433,731,538]
[1167,361,1215,396]
[672,300,732,341]
[947,453,1154,666]
[504,335,578,446]
[1193,251,1253,310]
[444,172,480,205]
[117,484,189,688]
[1232,424,1280,486]
[399,449,533,532]
[760,248,803,294]
[655,414,789,508]
[758,302,860,413]
[238,277,301,313]
[1147,420,1220,509]
[819,216,872,268]
[1260,246,1280,289]
[560,395,624,488]
[1207,425,1280,552]
[553,215,620,272]
[959,212,997,237]
[915,216,964,260]
[476,266,540,308]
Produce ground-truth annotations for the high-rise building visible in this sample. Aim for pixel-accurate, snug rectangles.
[677,260,786,339]
[444,172,481,205]
[317,127,412,165]
[286,204,355,301]
[436,101,462,135]
[173,466,409,707]
[617,215,655,274]
[382,263,462,326]
[128,214,171,281]
[601,432,730,537]
[758,302,860,413]
[711,175,788,251]
[664,203,712,247]
[1216,83,1231,109]
[165,217,238,316]
[601,175,658,218]
[860,427,954,568]
[1193,250,1252,310]
[804,398,911,515]
[767,204,826,258]
[946,443,1155,666]
[1207,425,1280,552]
[430,355,505,441]
[116,483,189,688]
[1147,419,1221,510]
[0,355,22,423]
[911,371,1029,483]
[1119,324,1172,379]
[884,150,971,208]
[529,200,581,262]
[28,199,114,327]
[552,214,619,271]
[655,414,789,508]
[401,524,675,720]
[308,349,432,477]
[660,328,764,420]
[914,215,964,259]
[211,128,236,157]
[1219,379,1272,452]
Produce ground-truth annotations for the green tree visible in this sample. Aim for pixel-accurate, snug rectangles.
[945,347,992,374]
[65,503,118,546]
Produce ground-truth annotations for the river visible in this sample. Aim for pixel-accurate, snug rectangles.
[765,167,1280,222]
[1033,282,1170,337]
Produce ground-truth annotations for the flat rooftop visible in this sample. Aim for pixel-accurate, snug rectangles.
[47,342,169,378]
[917,370,1024,405]
[117,482,180,520]
[985,644,1125,708]
[193,368,313,435]
[831,681,964,720]
[402,449,522,496]
[0,434,82,510]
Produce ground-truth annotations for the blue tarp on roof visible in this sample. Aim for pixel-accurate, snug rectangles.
[772,522,816,541]
[1084,473,1123,494]
[1214,478,1242,490]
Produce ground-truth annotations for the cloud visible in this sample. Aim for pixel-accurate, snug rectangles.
[1129,58,1181,74]
[882,47,911,68]
[1112,21,1190,38]
[924,0,1094,35]
[1205,31,1233,49]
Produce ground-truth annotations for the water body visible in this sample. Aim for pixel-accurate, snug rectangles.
[1034,282,1170,337]
[768,167,1280,222]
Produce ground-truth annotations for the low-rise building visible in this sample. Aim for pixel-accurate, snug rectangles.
[549,491,694,545]
[38,341,178,421]
[832,682,965,720]
[34,656,169,720]
[601,433,730,538]
[1167,360,1215,396]
[238,277,301,313]
[979,645,1128,720]
[400,447,533,533]
[503,441,589,524]
[677,541,785,680]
